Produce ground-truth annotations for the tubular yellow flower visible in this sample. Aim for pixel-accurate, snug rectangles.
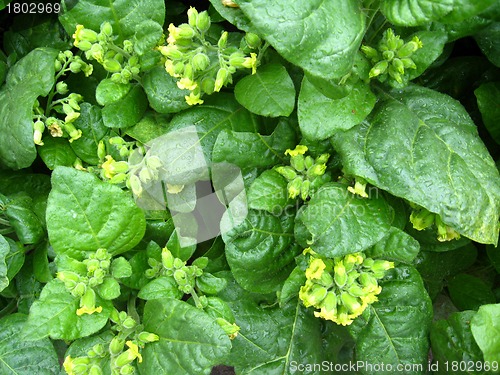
[76,305,103,316]
[305,258,326,280]
[126,340,143,363]
[285,145,308,157]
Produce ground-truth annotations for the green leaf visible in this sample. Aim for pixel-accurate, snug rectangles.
[212,120,296,169]
[168,95,257,164]
[0,313,59,375]
[0,48,58,169]
[247,169,290,213]
[348,265,433,373]
[133,20,163,55]
[46,167,146,259]
[380,0,454,26]
[196,273,227,295]
[475,23,500,67]
[298,77,376,140]
[59,0,165,41]
[4,237,25,281]
[294,183,393,257]
[471,304,500,362]
[414,244,477,299]
[38,137,77,170]
[448,274,496,311]
[208,0,252,31]
[431,311,484,367]
[332,85,500,245]
[366,227,420,264]
[234,63,295,117]
[0,235,10,292]
[236,0,365,80]
[95,79,131,106]
[125,111,171,144]
[440,0,497,23]
[102,85,148,129]
[142,66,190,114]
[70,103,108,165]
[217,272,325,374]
[95,277,121,300]
[222,209,300,294]
[475,81,500,144]
[33,241,53,283]
[139,298,231,375]
[23,279,111,340]
[3,194,45,245]
[166,229,196,261]
[110,257,132,278]
[138,276,183,300]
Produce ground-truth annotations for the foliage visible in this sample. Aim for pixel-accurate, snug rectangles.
[0,0,500,374]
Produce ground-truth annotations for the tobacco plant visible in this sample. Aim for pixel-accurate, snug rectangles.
[0,0,500,374]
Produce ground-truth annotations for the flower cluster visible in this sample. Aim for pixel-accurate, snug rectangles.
[158,7,260,105]
[410,204,461,241]
[299,249,394,326]
[275,145,331,200]
[32,51,90,146]
[73,22,141,84]
[362,28,423,87]
[57,248,114,316]
[63,309,159,375]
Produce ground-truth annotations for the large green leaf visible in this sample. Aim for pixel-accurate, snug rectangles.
[23,279,112,340]
[294,183,393,257]
[212,120,296,170]
[217,272,324,375]
[366,226,420,264]
[0,48,58,169]
[431,311,485,370]
[332,85,500,245]
[0,235,9,292]
[38,137,77,170]
[474,23,500,67]
[298,77,376,140]
[448,274,496,311]
[142,66,190,114]
[2,194,45,244]
[0,314,59,375]
[208,0,252,31]
[475,81,500,144]
[59,0,165,40]
[440,0,498,23]
[222,209,300,294]
[46,167,146,259]
[236,0,365,80]
[471,304,500,362]
[234,63,296,117]
[139,298,231,375]
[101,85,148,129]
[381,0,454,26]
[349,265,433,374]
[247,169,290,213]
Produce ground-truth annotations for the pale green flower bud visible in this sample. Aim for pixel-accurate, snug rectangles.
[192,53,210,71]
[218,31,228,49]
[214,67,229,92]
[129,174,143,197]
[275,166,297,180]
[158,45,183,60]
[196,11,211,33]
[290,154,305,172]
[103,59,122,73]
[300,179,311,200]
[162,248,174,269]
[177,24,195,39]
[287,176,303,199]
[77,40,93,51]
[369,60,388,78]
[201,77,215,95]
[245,32,261,49]
[137,331,160,343]
[361,45,378,60]
[187,6,198,27]
[173,269,188,285]
[340,292,362,314]
[122,317,137,329]
[382,50,394,61]
[100,21,113,37]
[410,208,435,231]
[334,261,347,288]
[392,58,405,74]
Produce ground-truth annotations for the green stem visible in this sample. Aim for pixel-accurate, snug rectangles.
[107,44,131,60]
[127,294,141,324]
[190,289,203,309]
[0,299,17,319]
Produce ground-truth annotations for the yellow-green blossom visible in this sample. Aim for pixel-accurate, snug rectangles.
[285,145,308,157]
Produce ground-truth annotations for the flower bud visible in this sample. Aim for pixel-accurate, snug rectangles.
[369,60,388,78]
[173,258,184,269]
[318,270,334,288]
[392,58,405,74]
[300,179,311,200]
[320,291,338,312]
[290,154,305,172]
[361,45,378,60]
[177,24,195,39]
[162,249,175,269]
[218,31,228,49]
[340,292,362,314]
[100,21,113,37]
[214,68,229,92]
[74,24,98,43]
[173,269,188,285]
[103,59,122,73]
[90,43,104,62]
[137,331,160,343]
[187,7,198,27]
[192,53,210,71]
[158,45,183,60]
[76,40,93,51]
[382,50,394,61]
[196,11,211,33]
[410,208,435,231]
[245,32,261,49]
[54,60,62,71]
[200,77,215,95]
[120,365,135,375]
[334,262,347,288]
[122,317,137,329]
[347,283,365,297]
[275,166,297,180]
[287,176,303,199]
[72,282,87,297]
[129,174,143,197]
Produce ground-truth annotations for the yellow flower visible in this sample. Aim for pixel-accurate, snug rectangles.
[63,356,75,375]
[167,23,179,44]
[76,305,103,316]
[101,155,116,179]
[305,258,326,280]
[185,92,204,106]
[126,340,143,363]
[285,145,308,157]
[242,52,258,74]
[177,77,198,91]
